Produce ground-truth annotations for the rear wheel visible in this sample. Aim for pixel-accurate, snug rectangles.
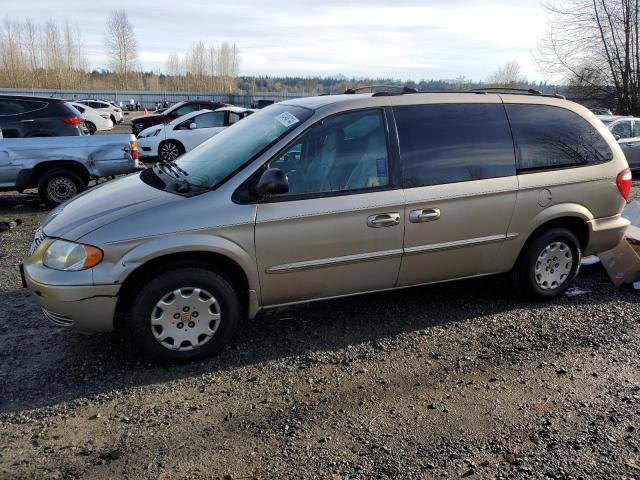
[37,168,86,207]
[159,140,183,161]
[110,115,117,124]
[512,228,581,299]
[128,268,240,363]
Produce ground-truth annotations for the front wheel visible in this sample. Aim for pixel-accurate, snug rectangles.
[128,268,240,363]
[38,169,86,207]
[85,121,96,135]
[512,228,581,299]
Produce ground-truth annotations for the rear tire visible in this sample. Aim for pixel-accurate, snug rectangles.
[128,268,240,364]
[512,228,581,299]
[37,168,86,207]
[110,115,117,124]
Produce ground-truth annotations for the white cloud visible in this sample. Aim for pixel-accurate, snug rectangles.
[7,0,549,81]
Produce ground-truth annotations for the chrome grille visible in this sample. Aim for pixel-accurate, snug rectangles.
[28,228,45,257]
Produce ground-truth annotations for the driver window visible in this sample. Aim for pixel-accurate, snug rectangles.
[611,121,632,139]
[270,109,389,196]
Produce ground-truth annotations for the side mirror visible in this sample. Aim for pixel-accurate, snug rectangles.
[255,168,289,197]
[189,122,197,129]
[614,134,621,141]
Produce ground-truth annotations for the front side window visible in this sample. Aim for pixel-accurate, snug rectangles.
[394,103,516,187]
[175,104,313,189]
[269,109,390,196]
[506,104,613,171]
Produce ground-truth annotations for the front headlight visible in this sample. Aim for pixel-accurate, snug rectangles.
[42,240,103,271]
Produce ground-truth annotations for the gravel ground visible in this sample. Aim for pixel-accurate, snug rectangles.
[0,177,638,479]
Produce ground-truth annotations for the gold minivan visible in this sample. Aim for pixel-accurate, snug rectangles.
[23,90,631,363]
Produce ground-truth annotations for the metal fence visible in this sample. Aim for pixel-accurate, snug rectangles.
[0,88,310,109]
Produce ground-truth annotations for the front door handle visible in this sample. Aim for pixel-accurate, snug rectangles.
[20,119,35,123]
[367,212,400,228]
[410,208,441,223]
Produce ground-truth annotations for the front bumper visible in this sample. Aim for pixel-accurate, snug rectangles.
[585,214,630,255]
[23,261,120,333]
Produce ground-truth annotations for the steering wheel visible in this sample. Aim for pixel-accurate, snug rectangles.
[281,151,311,193]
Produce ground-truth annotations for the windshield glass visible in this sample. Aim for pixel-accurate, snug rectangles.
[175,104,313,189]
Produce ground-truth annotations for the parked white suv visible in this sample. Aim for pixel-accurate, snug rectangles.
[76,99,123,124]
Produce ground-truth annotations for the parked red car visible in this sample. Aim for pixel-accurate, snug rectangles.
[131,100,227,135]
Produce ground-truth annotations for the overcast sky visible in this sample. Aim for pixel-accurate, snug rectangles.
[10,0,548,81]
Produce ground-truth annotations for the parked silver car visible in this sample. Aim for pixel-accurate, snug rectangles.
[0,132,139,206]
[23,91,630,363]
[599,115,640,172]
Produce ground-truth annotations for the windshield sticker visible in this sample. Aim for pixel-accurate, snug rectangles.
[275,111,300,128]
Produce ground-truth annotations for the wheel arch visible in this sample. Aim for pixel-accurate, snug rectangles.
[114,249,257,331]
[514,207,591,269]
[29,161,90,189]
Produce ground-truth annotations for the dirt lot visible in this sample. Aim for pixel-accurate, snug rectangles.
[0,178,639,479]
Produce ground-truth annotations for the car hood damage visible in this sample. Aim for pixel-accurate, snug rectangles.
[41,173,177,241]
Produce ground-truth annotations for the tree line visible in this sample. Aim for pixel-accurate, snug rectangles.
[0,12,240,92]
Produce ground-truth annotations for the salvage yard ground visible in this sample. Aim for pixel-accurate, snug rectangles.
[0,135,639,477]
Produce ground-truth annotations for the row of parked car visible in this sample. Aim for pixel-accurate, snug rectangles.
[0,95,138,206]
[129,100,256,161]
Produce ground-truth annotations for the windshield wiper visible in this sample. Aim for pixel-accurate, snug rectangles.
[158,159,189,179]
[156,160,193,193]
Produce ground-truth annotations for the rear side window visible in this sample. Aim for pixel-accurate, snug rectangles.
[505,104,613,172]
[394,103,516,187]
[0,99,47,116]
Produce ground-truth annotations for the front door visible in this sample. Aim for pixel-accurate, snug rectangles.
[393,101,518,286]
[255,108,405,306]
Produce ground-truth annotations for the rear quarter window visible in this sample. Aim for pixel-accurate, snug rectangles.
[394,103,516,187]
[505,104,613,172]
[0,99,48,116]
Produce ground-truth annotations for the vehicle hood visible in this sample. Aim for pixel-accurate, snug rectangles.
[41,173,178,241]
[132,114,165,125]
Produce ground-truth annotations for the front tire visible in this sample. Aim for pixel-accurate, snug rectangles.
[38,168,86,207]
[128,268,240,363]
[512,228,581,299]
[85,121,96,135]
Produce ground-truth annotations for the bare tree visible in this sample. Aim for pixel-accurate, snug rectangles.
[104,10,138,90]
[537,1,640,114]
[486,60,528,88]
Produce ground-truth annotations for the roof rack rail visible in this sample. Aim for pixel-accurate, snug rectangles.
[342,85,566,100]
[471,87,566,99]
[344,85,417,95]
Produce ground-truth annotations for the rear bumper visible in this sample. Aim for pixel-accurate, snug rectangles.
[23,263,119,333]
[585,214,630,255]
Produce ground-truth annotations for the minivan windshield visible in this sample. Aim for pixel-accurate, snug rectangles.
[174,104,313,189]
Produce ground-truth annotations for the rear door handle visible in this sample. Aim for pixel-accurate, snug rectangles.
[410,208,441,223]
[367,212,400,228]
[20,119,34,123]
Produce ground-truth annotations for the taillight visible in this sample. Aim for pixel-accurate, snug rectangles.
[100,113,110,119]
[616,168,632,201]
[63,116,84,126]
[129,140,139,160]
